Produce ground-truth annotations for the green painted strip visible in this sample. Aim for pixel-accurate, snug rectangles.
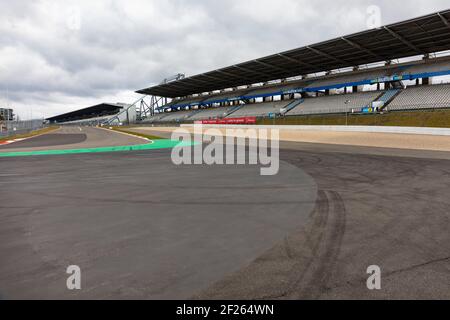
[0,139,192,158]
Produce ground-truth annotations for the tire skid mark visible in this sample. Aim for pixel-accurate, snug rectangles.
[251,189,346,300]
[290,190,347,299]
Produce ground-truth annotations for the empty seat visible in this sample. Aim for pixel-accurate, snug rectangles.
[228,101,291,118]
[141,113,169,123]
[306,70,389,88]
[190,106,238,120]
[157,110,197,122]
[288,91,381,115]
[401,61,450,76]
[388,84,450,111]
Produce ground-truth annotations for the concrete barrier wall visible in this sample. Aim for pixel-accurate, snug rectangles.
[181,124,450,136]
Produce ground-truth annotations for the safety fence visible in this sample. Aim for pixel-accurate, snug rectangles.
[0,120,45,138]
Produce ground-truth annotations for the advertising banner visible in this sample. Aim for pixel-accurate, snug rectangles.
[197,117,257,125]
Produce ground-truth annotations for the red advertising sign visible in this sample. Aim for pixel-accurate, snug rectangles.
[196,117,257,125]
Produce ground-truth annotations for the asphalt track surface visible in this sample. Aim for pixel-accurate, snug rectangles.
[0,133,87,149]
[0,127,449,299]
[0,126,144,152]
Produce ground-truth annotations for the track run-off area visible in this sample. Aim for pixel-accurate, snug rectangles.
[0,126,449,299]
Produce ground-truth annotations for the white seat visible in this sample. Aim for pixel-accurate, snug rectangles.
[388,84,450,111]
[228,101,291,117]
[289,91,380,115]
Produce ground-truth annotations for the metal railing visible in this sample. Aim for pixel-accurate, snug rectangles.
[0,119,45,138]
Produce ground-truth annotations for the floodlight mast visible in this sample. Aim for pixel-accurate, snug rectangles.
[160,73,185,84]
[112,74,185,123]
[138,74,186,120]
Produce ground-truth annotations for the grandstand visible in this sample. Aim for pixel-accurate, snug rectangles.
[137,53,450,123]
[47,103,136,125]
[130,10,450,123]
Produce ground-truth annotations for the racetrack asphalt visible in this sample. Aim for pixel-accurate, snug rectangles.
[0,133,87,149]
[0,126,449,299]
[0,126,144,152]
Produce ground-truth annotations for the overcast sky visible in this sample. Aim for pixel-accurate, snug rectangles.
[0,0,449,119]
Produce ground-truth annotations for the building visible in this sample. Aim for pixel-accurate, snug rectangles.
[0,108,14,121]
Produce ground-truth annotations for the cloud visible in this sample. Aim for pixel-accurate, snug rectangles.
[0,0,449,119]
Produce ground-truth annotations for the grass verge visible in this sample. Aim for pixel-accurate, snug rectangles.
[0,126,59,144]
[259,109,450,128]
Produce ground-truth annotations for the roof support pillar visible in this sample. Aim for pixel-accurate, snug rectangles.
[422,54,431,85]
[437,13,450,29]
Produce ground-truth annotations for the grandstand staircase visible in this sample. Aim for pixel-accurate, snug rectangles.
[224,104,245,117]
[282,99,304,115]
[391,81,404,90]
[186,108,205,119]
[375,89,402,110]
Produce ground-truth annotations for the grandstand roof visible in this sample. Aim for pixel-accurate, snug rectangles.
[137,9,450,98]
[46,103,124,123]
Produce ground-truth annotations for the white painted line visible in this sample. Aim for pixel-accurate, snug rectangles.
[98,127,154,144]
